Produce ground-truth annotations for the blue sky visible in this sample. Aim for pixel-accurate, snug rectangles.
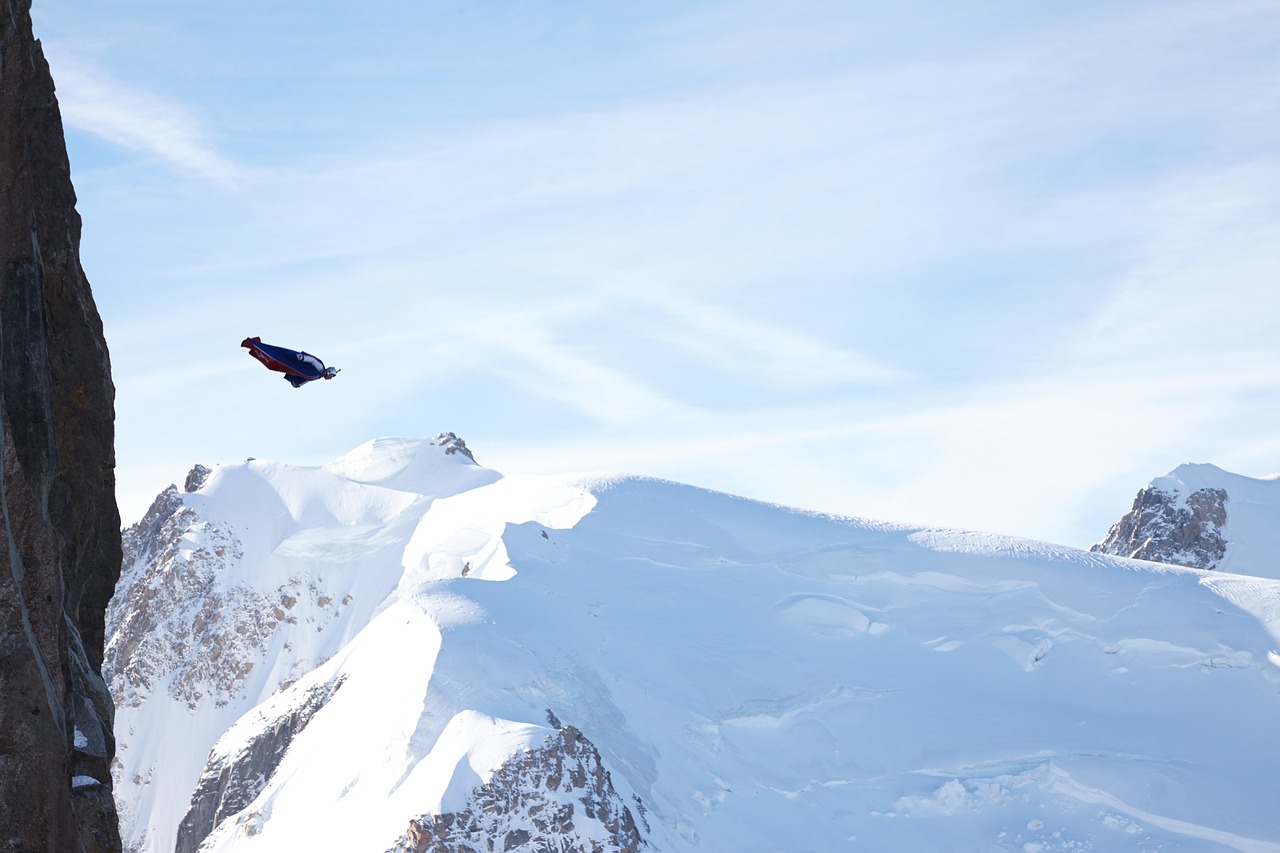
[35,0,1280,546]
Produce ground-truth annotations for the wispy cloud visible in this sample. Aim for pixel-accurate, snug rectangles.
[65,0,1280,546]
[46,54,242,185]
[620,287,912,390]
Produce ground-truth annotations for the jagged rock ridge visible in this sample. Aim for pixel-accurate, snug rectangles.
[434,431,476,463]
[0,0,122,850]
[108,489,262,711]
[108,466,354,715]
[390,725,645,853]
[108,469,361,852]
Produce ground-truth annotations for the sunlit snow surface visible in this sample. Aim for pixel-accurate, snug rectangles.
[109,437,1280,853]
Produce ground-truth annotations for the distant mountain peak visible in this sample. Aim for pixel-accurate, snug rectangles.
[322,433,492,493]
[1155,462,1251,495]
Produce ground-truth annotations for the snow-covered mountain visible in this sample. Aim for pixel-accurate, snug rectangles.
[1093,463,1280,579]
[107,436,1280,853]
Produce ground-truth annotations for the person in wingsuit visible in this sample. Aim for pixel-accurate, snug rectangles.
[241,337,339,388]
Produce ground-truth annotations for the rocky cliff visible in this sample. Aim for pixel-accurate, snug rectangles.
[1093,463,1280,579]
[1092,481,1228,570]
[0,0,122,850]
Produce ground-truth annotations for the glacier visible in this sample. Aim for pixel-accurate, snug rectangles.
[107,435,1280,852]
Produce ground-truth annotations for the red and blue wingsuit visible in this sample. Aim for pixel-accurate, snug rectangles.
[242,337,339,388]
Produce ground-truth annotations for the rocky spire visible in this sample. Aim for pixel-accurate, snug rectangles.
[0,0,123,849]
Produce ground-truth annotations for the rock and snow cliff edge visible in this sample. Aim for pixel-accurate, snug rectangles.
[108,438,1280,852]
[1093,462,1280,579]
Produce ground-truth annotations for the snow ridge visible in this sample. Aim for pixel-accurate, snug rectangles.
[107,439,1280,852]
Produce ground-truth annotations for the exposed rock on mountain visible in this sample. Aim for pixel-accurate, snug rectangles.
[176,676,347,853]
[108,473,366,851]
[184,463,212,493]
[1093,483,1228,569]
[0,0,122,850]
[107,438,502,853]
[433,432,475,463]
[108,495,259,712]
[1092,463,1280,578]
[390,725,645,853]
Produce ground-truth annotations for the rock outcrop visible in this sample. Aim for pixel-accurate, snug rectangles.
[107,492,256,712]
[0,0,122,850]
[175,676,346,853]
[108,472,363,852]
[389,725,646,853]
[433,432,476,463]
[108,484,347,715]
[1092,482,1228,570]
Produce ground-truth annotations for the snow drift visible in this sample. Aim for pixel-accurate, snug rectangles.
[107,436,1280,852]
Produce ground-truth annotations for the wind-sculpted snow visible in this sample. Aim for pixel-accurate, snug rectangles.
[108,441,1280,852]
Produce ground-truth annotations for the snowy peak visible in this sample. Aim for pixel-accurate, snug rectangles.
[1093,463,1280,578]
[322,433,489,492]
[107,435,597,853]
[1153,461,1276,498]
[107,437,1280,852]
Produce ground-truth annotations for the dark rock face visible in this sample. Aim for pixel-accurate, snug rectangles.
[390,725,646,853]
[433,432,476,463]
[1092,484,1228,570]
[0,0,122,850]
[183,463,211,493]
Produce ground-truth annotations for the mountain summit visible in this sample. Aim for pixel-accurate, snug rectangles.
[108,438,1280,852]
[1093,463,1280,578]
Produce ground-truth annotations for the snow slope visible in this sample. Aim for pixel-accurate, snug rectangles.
[108,438,1280,853]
